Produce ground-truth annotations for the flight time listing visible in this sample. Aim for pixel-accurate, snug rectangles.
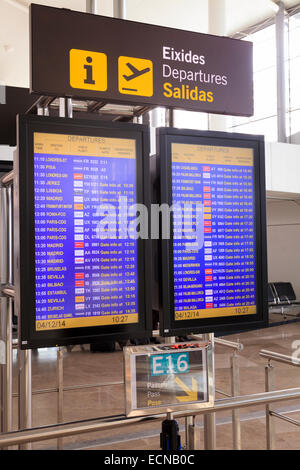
[34,132,139,331]
[172,143,256,321]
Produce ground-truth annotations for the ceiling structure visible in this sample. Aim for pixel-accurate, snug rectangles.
[227,0,300,34]
[1,0,300,87]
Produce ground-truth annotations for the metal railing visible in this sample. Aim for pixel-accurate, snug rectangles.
[0,387,300,449]
[1,171,14,186]
[0,177,13,441]
[7,337,242,450]
[260,349,300,450]
[1,331,243,450]
[192,334,242,450]
[1,172,32,451]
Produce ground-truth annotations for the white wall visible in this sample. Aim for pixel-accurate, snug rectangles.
[260,142,300,299]
[126,0,208,32]
[0,2,30,87]
[265,141,300,194]
[0,146,14,161]
[267,199,300,298]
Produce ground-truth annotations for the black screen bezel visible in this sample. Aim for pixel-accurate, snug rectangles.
[158,128,268,336]
[17,114,152,349]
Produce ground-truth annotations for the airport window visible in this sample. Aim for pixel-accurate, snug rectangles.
[173,109,208,130]
[290,108,300,135]
[229,11,300,141]
[288,12,300,132]
[229,25,278,141]
[230,115,278,142]
[152,22,297,138]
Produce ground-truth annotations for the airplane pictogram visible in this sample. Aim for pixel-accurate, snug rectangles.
[118,56,153,97]
[123,63,151,81]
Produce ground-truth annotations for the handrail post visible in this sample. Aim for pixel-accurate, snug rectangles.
[185,416,192,449]
[231,350,242,450]
[185,415,200,450]
[204,413,216,450]
[57,347,64,450]
[18,349,32,450]
[203,332,216,450]
[265,362,276,450]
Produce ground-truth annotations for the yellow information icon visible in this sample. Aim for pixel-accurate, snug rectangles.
[70,49,107,91]
[118,56,153,97]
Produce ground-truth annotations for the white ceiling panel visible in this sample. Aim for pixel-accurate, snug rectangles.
[227,0,300,34]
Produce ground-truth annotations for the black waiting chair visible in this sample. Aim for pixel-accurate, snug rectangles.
[268,282,300,319]
[272,282,300,306]
[268,283,277,306]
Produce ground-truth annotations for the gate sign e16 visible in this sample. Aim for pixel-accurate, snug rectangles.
[150,352,190,376]
[124,339,214,417]
[30,4,253,117]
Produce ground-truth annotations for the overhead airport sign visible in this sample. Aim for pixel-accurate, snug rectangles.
[30,4,253,116]
[124,339,214,417]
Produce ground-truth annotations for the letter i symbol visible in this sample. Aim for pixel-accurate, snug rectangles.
[70,49,107,91]
[84,56,95,85]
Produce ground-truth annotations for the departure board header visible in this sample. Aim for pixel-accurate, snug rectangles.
[16,115,152,349]
[34,132,136,159]
[159,128,268,336]
[171,143,254,166]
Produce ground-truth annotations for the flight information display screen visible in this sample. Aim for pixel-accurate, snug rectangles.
[34,132,138,331]
[158,128,268,336]
[172,143,256,322]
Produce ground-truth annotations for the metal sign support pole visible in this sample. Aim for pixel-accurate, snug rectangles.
[86,0,98,14]
[275,1,287,143]
[59,98,73,119]
[208,0,228,132]
[165,108,174,128]
[113,0,126,19]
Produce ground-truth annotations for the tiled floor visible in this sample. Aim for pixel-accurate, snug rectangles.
[8,322,300,450]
